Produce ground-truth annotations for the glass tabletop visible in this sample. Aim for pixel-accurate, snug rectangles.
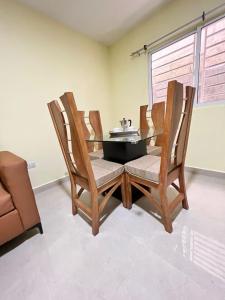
[86,128,163,144]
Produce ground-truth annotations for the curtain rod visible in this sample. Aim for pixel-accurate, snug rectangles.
[130,2,225,57]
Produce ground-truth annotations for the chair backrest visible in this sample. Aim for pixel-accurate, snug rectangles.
[159,81,195,180]
[175,86,195,166]
[60,93,95,184]
[48,100,77,178]
[152,102,165,146]
[89,110,103,150]
[140,105,149,134]
[140,102,165,145]
[78,111,94,152]
[160,81,183,178]
[48,93,96,189]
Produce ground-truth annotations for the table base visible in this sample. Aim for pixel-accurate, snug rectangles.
[103,140,147,164]
[113,186,143,203]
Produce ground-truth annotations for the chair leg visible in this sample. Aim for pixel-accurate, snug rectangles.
[179,167,189,210]
[91,192,100,236]
[121,174,127,208]
[125,173,132,209]
[159,187,173,233]
[71,182,78,215]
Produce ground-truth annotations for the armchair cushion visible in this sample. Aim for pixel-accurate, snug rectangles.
[92,159,124,187]
[0,183,14,217]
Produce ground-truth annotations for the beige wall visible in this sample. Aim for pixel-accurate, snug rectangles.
[110,0,225,172]
[0,0,112,187]
[1,0,225,190]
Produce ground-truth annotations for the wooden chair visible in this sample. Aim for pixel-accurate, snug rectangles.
[48,92,126,235]
[89,110,104,160]
[126,81,195,233]
[140,102,165,156]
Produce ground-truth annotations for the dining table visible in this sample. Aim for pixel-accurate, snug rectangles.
[86,127,163,202]
[86,127,162,164]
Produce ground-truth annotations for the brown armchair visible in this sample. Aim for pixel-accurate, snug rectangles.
[0,151,42,246]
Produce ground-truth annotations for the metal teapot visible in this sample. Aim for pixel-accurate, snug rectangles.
[120,118,132,131]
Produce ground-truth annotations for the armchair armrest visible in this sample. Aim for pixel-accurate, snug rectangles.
[0,151,40,230]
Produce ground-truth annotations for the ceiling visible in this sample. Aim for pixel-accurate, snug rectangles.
[17,0,170,45]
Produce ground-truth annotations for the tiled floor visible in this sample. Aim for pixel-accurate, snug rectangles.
[1,172,225,300]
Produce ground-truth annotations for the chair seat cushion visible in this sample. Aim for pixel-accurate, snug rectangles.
[147,145,162,156]
[125,155,161,182]
[89,149,104,160]
[0,183,14,217]
[91,159,124,187]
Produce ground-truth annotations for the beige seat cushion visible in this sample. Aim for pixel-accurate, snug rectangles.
[91,159,124,187]
[0,183,14,217]
[125,155,161,183]
[147,145,162,156]
[89,149,104,160]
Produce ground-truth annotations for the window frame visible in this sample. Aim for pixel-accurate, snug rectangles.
[148,13,225,108]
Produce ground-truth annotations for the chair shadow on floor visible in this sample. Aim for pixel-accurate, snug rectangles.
[59,180,184,229]
[134,185,183,225]
[59,181,121,227]
[135,169,197,227]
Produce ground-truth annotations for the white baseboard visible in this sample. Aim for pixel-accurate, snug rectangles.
[33,166,225,194]
[33,175,69,194]
[185,166,225,178]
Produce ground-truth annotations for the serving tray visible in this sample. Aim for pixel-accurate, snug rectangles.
[109,129,139,137]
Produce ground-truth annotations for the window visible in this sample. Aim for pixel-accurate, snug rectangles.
[151,34,196,103]
[199,17,225,103]
[149,15,225,105]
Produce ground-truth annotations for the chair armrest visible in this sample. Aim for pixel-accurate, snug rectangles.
[0,151,40,230]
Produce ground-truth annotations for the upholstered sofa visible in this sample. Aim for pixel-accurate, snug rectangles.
[0,151,42,246]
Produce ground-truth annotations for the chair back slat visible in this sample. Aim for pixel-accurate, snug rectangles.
[47,100,78,176]
[175,86,195,165]
[140,105,149,134]
[60,93,95,183]
[78,111,94,152]
[152,101,165,146]
[89,111,103,150]
[167,81,184,162]
[160,81,183,176]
